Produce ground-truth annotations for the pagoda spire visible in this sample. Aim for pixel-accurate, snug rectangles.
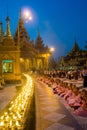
[38,28,40,37]
[74,37,77,44]
[19,9,22,20]
[0,21,3,37]
[72,37,80,52]
[18,9,24,29]
[6,16,11,37]
[14,9,30,45]
[17,22,20,46]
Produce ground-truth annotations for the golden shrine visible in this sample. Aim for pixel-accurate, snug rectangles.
[0,12,51,82]
[14,11,50,72]
[0,16,21,82]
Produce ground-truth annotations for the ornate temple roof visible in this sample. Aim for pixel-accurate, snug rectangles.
[0,16,19,51]
[13,10,38,58]
[35,28,49,53]
[14,10,30,47]
[72,39,80,52]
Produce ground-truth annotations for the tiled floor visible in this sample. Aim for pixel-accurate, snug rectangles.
[45,123,75,130]
[35,81,84,130]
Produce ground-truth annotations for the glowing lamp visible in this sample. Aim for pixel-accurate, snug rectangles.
[23,9,32,22]
[50,47,55,52]
[0,121,4,126]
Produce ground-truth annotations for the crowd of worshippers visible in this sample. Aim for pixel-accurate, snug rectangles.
[44,69,85,79]
[43,68,87,87]
[37,76,87,117]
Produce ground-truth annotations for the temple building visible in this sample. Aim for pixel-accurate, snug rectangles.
[58,40,87,70]
[14,11,51,72]
[0,16,21,82]
[0,11,51,82]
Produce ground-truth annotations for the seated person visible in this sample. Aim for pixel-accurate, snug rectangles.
[73,97,87,116]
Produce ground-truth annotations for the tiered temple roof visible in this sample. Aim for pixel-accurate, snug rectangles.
[14,10,50,59]
[0,16,19,50]
[58,39,87,69]
[35,29,49,53]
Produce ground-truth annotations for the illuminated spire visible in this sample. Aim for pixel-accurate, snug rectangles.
[18,9,24,29]
[6,16,11,37]
[38,28,40,37]
[72,37,80,51]
[19,9,22,20]
[17,22,20,46]
[0,21,3,37]
[74,37,77,44]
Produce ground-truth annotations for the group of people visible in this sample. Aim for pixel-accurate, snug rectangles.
[43,67,87,87]
[82,67,87,87]
[37,75,87,117]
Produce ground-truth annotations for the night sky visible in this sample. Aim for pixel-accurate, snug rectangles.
[0,0,87,58]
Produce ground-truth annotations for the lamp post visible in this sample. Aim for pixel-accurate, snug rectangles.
[49,47,55,52]
[47,47,55,70]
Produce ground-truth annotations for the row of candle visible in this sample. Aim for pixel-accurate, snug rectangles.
[0,74,34,129]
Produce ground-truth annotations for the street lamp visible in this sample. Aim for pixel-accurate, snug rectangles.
[22,8,32,23]
[49,47,55,52]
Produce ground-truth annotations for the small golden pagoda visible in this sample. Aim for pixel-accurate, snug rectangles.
[0,16,21,82]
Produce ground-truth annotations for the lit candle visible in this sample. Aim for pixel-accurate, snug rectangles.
[10,120,12,126]
[0,121,4,126]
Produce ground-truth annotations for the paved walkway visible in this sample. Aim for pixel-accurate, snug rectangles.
[0,76,87,130]
[35,80,85,130]
[0,84,17,112]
